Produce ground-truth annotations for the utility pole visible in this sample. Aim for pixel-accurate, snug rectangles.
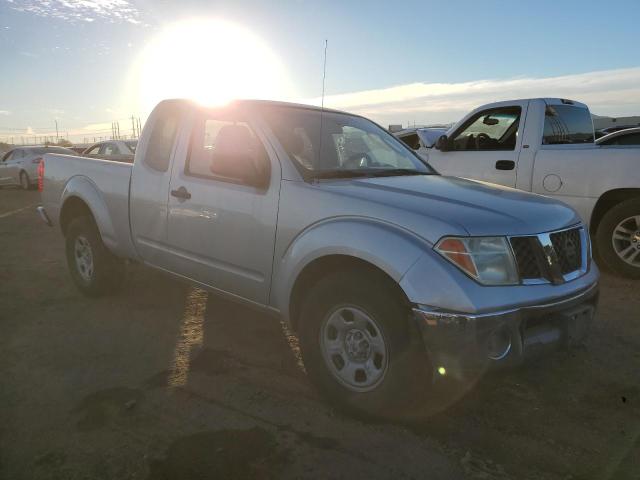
[117,121,120,139]
[131,116,136,138]
[55,119,59,141]
[137,117,142,138]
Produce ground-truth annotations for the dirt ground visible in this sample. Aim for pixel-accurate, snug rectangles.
[1,188,638,480]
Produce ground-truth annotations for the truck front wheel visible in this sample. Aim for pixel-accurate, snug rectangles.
[65,216,125,296]
[596,198,640,278]
[298,269,432,419]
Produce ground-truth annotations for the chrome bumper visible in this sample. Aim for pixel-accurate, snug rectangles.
[413,282,599,378]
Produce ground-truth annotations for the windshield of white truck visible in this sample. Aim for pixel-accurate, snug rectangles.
[262,107,434,179]
[543,105,595,144]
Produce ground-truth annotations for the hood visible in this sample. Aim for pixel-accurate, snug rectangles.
[317,175,581,238]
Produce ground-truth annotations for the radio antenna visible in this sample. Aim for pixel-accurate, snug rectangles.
[321,39,328,109]
[314,39,328,181]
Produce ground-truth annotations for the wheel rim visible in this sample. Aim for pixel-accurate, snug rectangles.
[74,236,94,282]
[611,215,640,267]
[320,305,388,392]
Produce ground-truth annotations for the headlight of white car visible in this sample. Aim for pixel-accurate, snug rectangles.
[435,236,519,285]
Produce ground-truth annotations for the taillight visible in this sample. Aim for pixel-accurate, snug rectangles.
[37,160,45,192]
[32,156,43,164]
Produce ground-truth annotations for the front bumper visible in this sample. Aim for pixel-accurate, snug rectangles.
[413,281,599,379]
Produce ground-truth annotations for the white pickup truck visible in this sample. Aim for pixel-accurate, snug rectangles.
[396,98,640,278]
[37,99,599,418]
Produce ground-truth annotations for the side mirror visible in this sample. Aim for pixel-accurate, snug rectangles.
[435,135,450,152]
[482,116,499,126]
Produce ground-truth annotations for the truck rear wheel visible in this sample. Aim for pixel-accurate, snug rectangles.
[298,269,432,420]
[595,198,640,278]
[65,216,125,296]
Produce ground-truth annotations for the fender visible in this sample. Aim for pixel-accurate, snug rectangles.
[60,175,121,254]
[270,216,431,326]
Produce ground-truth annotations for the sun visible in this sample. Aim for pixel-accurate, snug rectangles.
[133,19,295,114]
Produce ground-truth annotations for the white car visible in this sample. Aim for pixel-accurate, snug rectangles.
[413,98,640,278]
[395,127,447,155]
[596,127,640,146]
[0,146,76,189]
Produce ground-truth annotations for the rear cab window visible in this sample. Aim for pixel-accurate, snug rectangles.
[542,104,594,144]
[144,105,181,172]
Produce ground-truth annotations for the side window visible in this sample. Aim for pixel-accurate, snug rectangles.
[144,108,180,172]
[542,105,594,144]
[186,116,266,182]
[611,133,640,145]
[2,151,14,162]
[87,145,101,155]
[451,107,521,151]
[399,133,421,150]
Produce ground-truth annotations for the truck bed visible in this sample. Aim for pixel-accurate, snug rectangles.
[40,154,136,258]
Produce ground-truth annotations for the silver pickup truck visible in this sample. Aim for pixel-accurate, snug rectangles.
[38,99,599,418]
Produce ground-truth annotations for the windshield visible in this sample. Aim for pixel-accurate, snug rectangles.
[261,107,433,178]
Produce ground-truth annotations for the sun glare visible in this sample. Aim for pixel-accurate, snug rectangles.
[134,19,295,114]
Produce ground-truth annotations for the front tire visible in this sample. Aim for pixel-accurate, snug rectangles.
[65,216,125,296]
[299,269,432,419]
[595,198,640,278]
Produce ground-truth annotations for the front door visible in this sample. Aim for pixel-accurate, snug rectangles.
[165,109,280,305]
[428,103,528,187]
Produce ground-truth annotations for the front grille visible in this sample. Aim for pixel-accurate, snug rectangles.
[550,228,582,274]
[510,237,543,279]
[509,227,585,283]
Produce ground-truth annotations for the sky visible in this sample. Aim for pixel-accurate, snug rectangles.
[1,0,640,143]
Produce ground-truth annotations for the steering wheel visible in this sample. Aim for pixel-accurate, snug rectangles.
[475,133,492,150]
[343,152,373,169]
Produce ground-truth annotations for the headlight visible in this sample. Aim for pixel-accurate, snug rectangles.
[435,236,519,285]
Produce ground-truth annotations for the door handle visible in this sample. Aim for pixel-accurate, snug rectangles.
[170,186,191,200]
[495,160,515,170]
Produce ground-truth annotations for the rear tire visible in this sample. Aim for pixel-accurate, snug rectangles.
[595,198,640,279]
[19,171,30,190]
[298,269,432,420]
[65,216,125,296]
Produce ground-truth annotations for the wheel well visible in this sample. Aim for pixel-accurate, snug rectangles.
[60,196,94,236]
[590,189,640,234]
[288,255,409,332]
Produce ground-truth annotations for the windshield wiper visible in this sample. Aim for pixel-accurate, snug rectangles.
[310,169,380,179]
[366,168,430,177]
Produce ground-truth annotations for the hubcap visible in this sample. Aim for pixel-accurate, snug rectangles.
[74,236,94,282]
[612,216,640,267]
[320,306,388,392]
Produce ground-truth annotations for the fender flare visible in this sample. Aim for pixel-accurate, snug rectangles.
[59,175,119,252]
[271,216,432,326]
